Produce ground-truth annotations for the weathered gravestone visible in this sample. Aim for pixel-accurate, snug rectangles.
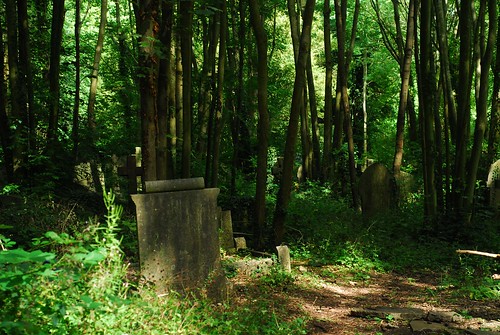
[132,177,227,299]
[358,163,394,218]
[487,160,500,212]
[219,210,235,251]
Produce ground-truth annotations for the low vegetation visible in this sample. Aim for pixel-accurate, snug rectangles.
[1,183,499,334]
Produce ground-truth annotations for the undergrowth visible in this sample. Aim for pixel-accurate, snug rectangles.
[285,182,500,300]
[0,190,307,335]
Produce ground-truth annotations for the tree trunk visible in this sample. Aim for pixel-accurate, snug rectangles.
[47,0,65,147]
[434,0,457,142]
[0,16,14,181]
[210,0,227,188]
[453,0,473,215]
[334,0,359,208]
[18,0,34,156]
[322,0,333,181]
[5,0,23,176]
[393,0,415,178]
[87,0,107,194]
[137,0,160,182]
[488,9,500,164]
[307,53,321,180]
[419,0,437,222]
[273,0,316,246]
[248,0,270,250]
[157,1,174,180]
[463,0,496,222]
[72,0,81,163]
[180,0,194,178]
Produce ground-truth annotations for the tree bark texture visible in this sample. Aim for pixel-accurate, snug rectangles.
[87,0,107,194]
[419,0,437,221]
[463,0,497,222]
[273,0,316,246]
[47,0,65,147]
[0,15,14,181]
[322,0,333,181]
[393,0,415,178]
[180,0,194,178]
[137,0,160,182]
[248,0,270,250]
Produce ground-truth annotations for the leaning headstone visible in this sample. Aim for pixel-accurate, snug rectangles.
[358,163,394,218]
[132,178,227,299]
[219,210,235,251]
[234,237,247,250]
[487,160,500,212]
[276,245,291,272]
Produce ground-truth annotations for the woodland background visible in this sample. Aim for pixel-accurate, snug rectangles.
[0,0,499,246]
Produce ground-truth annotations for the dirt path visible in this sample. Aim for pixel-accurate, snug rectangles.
[229,264,500,334]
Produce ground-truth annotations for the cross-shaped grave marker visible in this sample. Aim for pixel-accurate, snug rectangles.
[117,155,143,194]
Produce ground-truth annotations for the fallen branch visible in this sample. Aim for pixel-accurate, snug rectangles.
[456,249,500,259]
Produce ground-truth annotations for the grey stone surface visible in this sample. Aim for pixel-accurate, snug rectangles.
[487,160,500,210]
[358,163,394,218]
[219,210,235,250]
[132,187,225,299]
[465,330,500,335]
[410,320,449,333]
[232,258,274,275]
[428,310,463,323]
[144,177,205,193]
[350,307,427,321]
[276,245,291,272]
[234,237,247,250]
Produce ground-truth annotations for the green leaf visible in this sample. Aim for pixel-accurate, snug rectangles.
[0,248,56,264]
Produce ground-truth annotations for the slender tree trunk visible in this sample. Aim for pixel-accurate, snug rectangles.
[18,0,34,155]
[419,0,437,223]
[463,0,496,222]
[307,53,321,180]
[434,0,457,142]
[157,0,174,180]
[210,0,227,188]
[137,0,160,182]
[488,9,500,164]
[87,0,107,194]
[5,0,23,176]
[175,37,183,166]
[0,15,14,181]
[248,0,270,250]
[72,0,81,163]
[453,0,473,215]
[180,0,194,178]
[322,0,333,181]
[393,0,415,178]
[231,0,247,194]
[334,0,358,208]
[273,0,315,245]
[47,0,65,147]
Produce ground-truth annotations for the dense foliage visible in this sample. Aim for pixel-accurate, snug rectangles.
[1,0,499,333]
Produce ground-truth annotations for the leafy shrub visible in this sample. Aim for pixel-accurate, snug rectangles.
[0,191,308,334]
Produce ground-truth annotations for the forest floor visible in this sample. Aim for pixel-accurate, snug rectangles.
[228,261,500,335]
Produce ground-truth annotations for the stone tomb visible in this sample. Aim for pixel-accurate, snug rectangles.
[358,163,394,218]
[487,160,500,212]
[132,178,226,299]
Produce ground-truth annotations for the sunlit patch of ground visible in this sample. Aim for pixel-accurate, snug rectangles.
[227,263,500,335]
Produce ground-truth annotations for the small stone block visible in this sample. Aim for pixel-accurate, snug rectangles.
[427,310,462,323]
[144,177,205,193]
[276,245,291,272]
[219,210,235,250]
[465,330,500,335]
[234,237,247,250]
[410,320,449,333]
